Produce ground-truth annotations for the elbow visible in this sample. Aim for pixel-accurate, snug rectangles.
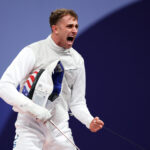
[0,80,8,97]
[0,80,18,106]
[0,79,5,93]
[0,80,16,98]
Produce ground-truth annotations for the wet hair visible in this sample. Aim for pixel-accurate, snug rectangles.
[49,8,78,28]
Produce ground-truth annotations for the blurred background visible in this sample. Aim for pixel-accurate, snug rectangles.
[0,0,150,149]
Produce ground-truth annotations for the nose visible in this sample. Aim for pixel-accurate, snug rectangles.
[72,27,78,35]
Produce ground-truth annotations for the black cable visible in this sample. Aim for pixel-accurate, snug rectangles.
[103,126,146,150]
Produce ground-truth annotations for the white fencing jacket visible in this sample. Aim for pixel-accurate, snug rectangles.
[0,35,94,128]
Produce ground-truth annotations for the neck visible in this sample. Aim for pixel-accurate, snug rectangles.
[51,33,61,47]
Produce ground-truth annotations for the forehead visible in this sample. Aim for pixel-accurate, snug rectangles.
[58,15,78,25]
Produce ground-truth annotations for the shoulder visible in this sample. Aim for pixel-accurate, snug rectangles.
[17,46,35,60]
[26,38,47,51]
[24,38,50,62]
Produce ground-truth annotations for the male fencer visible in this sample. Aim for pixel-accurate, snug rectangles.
[0,8,104,150]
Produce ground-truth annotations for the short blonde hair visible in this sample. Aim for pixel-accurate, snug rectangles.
[49,8,78,27]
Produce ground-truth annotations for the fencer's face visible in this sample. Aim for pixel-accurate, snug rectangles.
[52,15,78,49]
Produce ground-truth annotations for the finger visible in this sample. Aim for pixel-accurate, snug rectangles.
[96,120,101,124]
[100,120,104,126]
[95,117,104,124]
[95,120,103,126]
[94,121,104,128]
[95,124,103,130]
[93,123,101,128]
[96,119,104,125]
[93,119,96,123]
[95,117,99,120]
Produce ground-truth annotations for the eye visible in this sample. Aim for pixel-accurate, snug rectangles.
[75,24,79,29]
[66,24,73,28]
[66,24,79,29]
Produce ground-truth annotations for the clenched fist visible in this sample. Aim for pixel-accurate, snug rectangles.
[89,117,104,132]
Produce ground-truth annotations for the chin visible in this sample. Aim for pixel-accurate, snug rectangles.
[64,44,72,49]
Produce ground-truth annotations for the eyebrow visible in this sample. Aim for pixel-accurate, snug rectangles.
[66,24,79,28]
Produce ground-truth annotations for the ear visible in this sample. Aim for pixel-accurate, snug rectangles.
[52,25,58,34]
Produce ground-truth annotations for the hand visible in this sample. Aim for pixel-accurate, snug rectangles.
[31,104,52,123]
[89,117,104,132]
[22,100,52,123]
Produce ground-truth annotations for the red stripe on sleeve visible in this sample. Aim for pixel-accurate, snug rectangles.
[26,80,31,89]
[30,75,35,82]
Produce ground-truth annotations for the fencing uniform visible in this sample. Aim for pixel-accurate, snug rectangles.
[0,35,94,150]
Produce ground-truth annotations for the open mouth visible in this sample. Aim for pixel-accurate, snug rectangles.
[67,36,74,42]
